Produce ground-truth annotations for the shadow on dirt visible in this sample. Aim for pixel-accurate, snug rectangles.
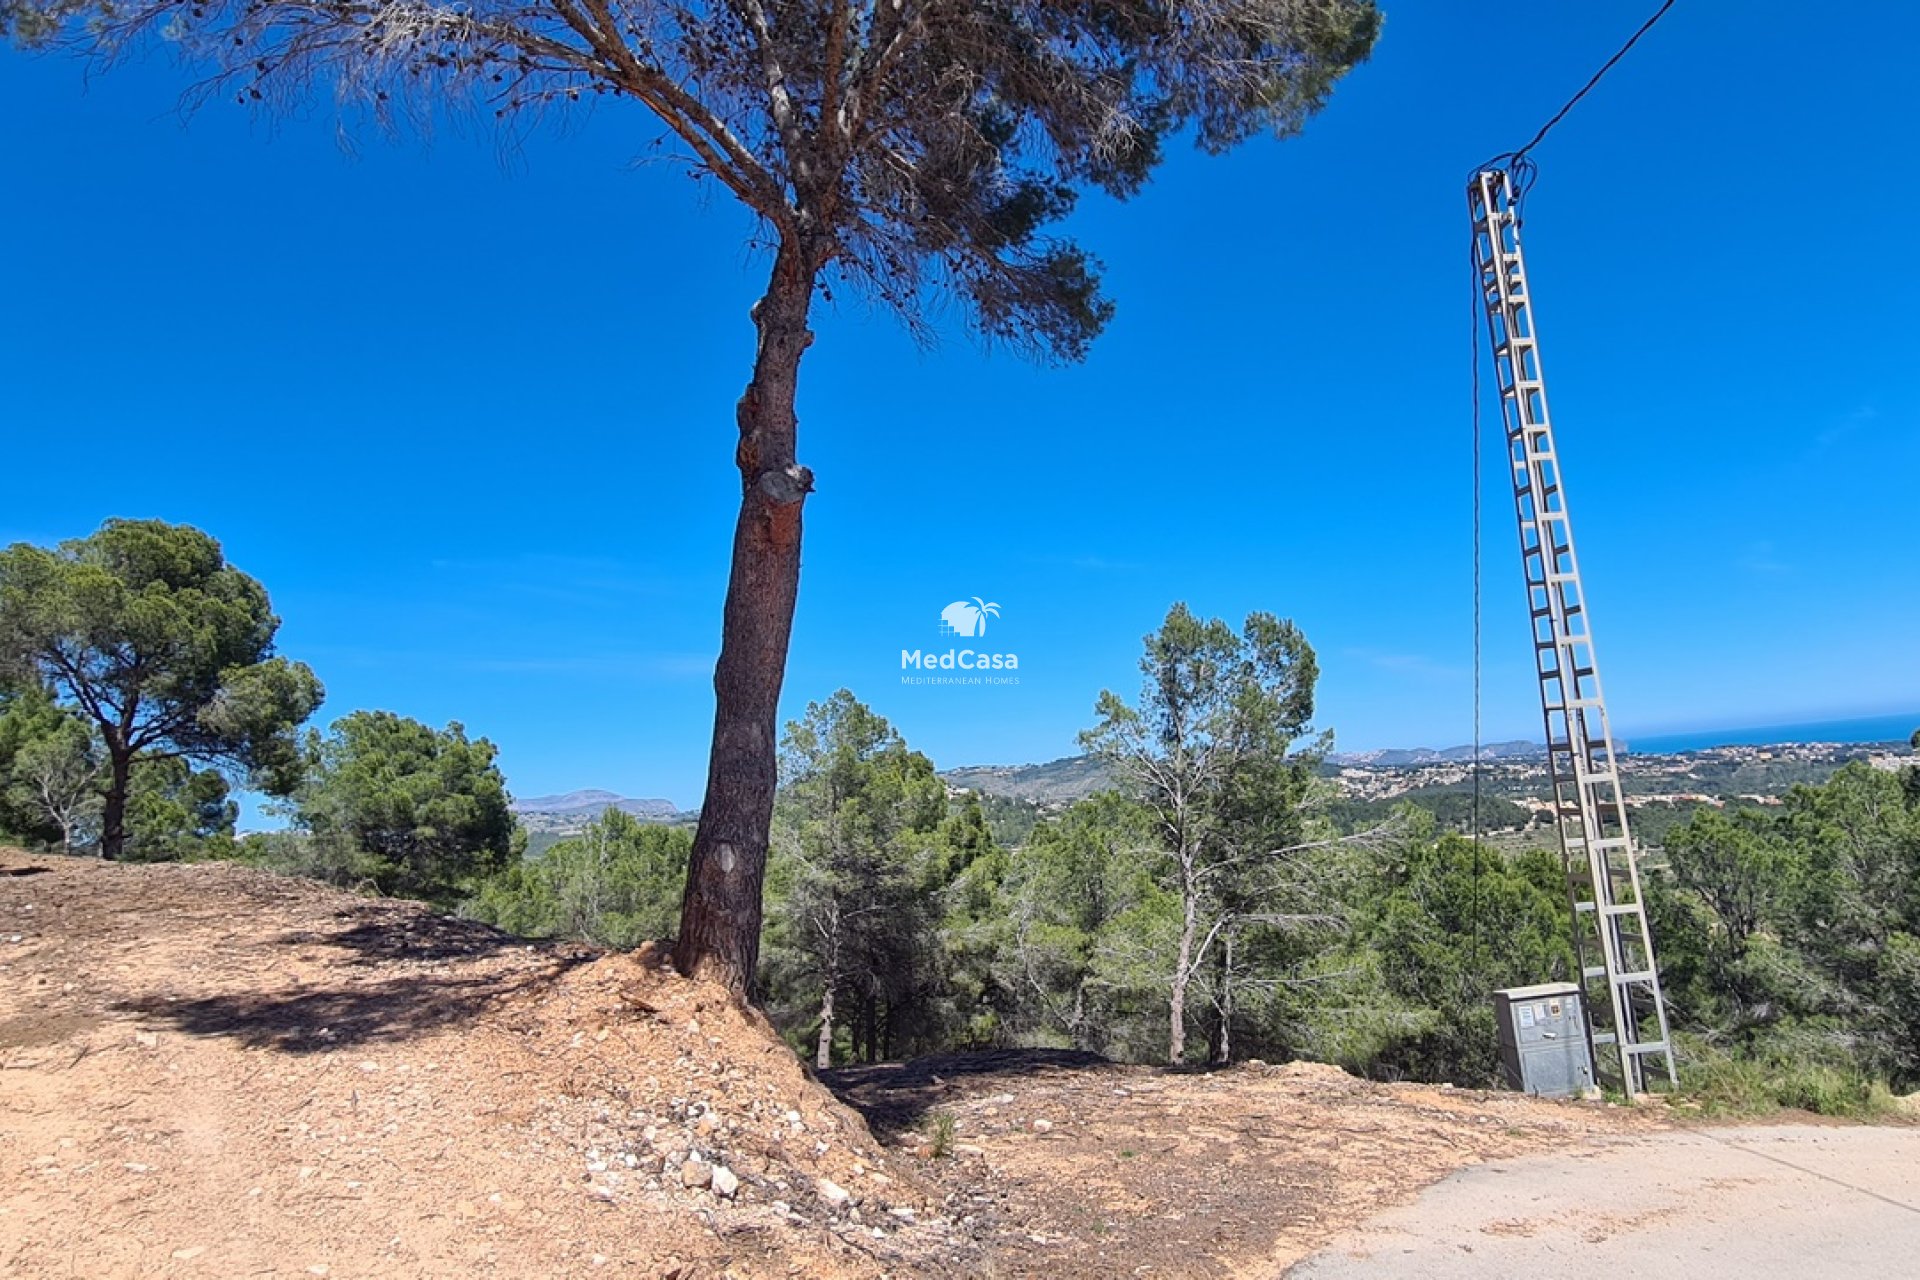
[271,902,552,966]
[822,1048,1112,1134]
[111,903,598,1053]
[111,957,585,1053]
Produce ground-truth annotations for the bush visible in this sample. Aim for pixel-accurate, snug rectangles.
[1677,1035,1897,1119]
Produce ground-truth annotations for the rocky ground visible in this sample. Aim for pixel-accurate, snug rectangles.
[2,849,1666,1278]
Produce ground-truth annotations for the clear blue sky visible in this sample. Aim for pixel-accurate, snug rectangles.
[4,2,1916,813]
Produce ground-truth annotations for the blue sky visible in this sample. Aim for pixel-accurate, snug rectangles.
[4,2,1917,813]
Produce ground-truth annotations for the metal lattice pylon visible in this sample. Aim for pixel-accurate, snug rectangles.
[1470,169,1677,1094]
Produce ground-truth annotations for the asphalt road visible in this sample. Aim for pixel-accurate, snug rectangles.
[1287,1123,1920,1279]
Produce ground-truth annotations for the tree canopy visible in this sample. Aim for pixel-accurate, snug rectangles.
[763,689,947,1066]
[1081,602,1328,1062]
[293,709,518,905]
[0,520,323,857]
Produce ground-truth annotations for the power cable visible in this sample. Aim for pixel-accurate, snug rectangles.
[1474,0,1680,210]
[1512,0,1676,163]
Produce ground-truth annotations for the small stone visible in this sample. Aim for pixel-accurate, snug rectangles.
[307,1268,330,1278]
[135,1031,157,1048]
[681,1159,712,1189]
[816,1178,851,1211]
[171,1247,207,1261]
[711,1165,739,1198]
[1031,1119,1053,1133]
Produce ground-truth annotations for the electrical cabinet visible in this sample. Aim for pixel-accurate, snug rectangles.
[1494,981,1595,1097]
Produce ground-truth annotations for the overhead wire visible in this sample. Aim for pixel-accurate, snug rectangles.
[1472,0,1680,213]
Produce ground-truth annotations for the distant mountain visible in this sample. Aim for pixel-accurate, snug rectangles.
[512,789,681,821]
[1326,740,1542,767]
[941,756,1113,805]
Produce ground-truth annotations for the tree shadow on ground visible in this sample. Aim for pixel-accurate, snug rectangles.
[821,1048,1112,1134]
[269,900,542,965]
[112,901,598,1053]
[111,953,590,1053]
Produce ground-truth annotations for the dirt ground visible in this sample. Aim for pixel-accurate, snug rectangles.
[2,849,1665,1278]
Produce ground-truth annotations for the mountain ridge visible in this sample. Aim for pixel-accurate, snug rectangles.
[512,789,681,820]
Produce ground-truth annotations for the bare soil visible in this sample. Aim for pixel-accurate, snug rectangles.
[1,850,1663,1277]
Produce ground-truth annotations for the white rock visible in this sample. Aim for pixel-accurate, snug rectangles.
[1031,1119,1053,1133]
[711,1165,739,1198]
[816,1177,851,1211]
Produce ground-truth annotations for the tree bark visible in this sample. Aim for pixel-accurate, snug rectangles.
[815,981,835,1070]
[676,237,818,997]
[100,746,131,861]
[1169,855,1198,1064]
[1214,930,1234,1066]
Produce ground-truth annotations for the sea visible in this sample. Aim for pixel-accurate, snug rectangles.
[1620,713,1920,756]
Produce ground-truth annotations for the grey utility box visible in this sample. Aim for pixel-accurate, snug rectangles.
[1493,981,1595,1097]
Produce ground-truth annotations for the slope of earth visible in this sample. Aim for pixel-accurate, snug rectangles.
[0,849,952,1278]
[823,1051,1666,1277]
[5,848,1665,1279]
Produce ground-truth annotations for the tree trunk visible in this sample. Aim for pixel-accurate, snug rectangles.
[1169,857,1198,1064]
[1214,930,1234,1066]
[100,747,131,861]
[676,238,819,997]
[815,981,835,1070]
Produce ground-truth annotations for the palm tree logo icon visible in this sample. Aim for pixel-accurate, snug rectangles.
[939,598,1001,637]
